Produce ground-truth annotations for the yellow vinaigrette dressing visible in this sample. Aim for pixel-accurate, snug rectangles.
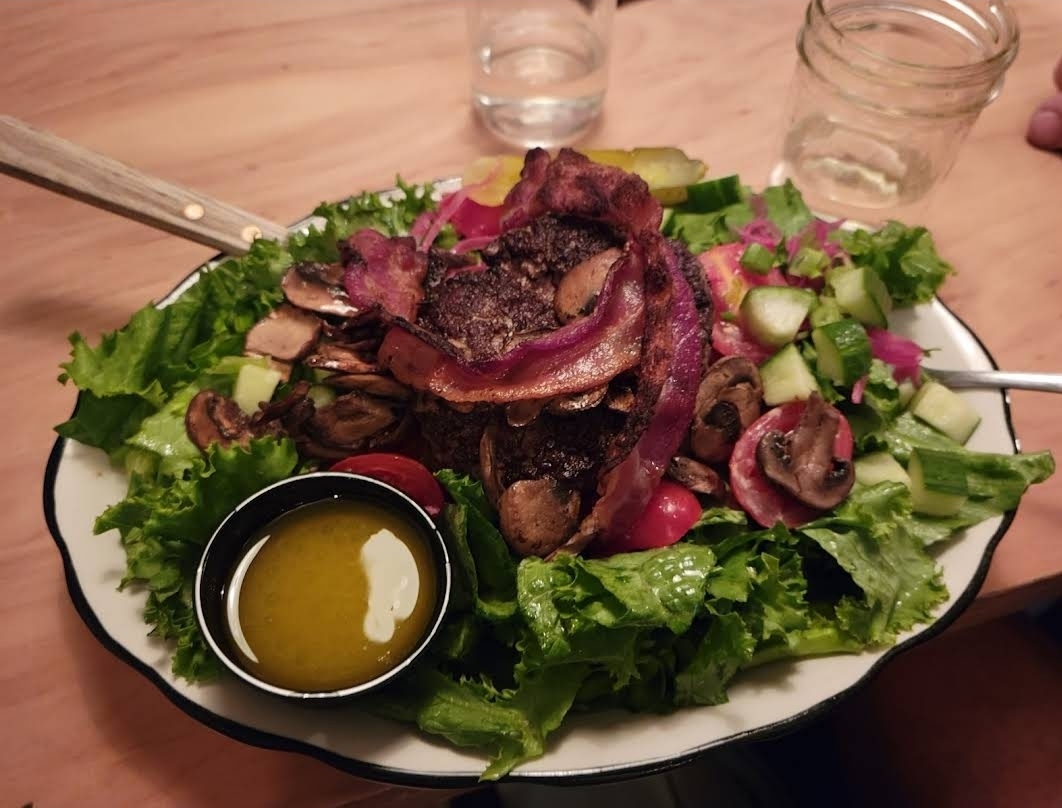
[224,499,437,692]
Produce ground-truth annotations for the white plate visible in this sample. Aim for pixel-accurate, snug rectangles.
[43,190,1019,786]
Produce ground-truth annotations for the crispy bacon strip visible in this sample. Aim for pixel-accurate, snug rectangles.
[342,229,427,321]
[378,245,646,403]
[552,238,703,554]
[501,148,662,237]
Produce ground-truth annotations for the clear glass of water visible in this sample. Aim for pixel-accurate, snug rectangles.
[769,0,1019,226]
[466,0,616,148]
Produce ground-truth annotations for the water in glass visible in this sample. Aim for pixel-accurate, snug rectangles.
[471,10,609,148]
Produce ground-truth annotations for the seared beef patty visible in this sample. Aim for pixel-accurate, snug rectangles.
[491,408,625,493]
[481,214,622,282]
[419,267,557,360]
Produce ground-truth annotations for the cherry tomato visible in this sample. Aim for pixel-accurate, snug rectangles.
[729,400,853,529]
[711,320,774,364]
[329,453,445,517]
[607,480,702,554]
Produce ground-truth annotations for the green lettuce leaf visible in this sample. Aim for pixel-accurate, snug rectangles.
[517,544,717,661]
[673,612,754,706]
[836,221,953,306]
[95,438,299,679]
[373,663,588,782]
[799,483,947,644]
[663,179,812,253]
[436,471,518,622]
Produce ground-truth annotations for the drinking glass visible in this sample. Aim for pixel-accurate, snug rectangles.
[769,0,1019,226]
[466,0,616,148]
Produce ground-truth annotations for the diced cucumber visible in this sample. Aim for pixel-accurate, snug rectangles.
[760,343,820,405]
[854,452,911,488]
[740,242,776,274]
[908,448,968,516]
[233,363,283,415]
[809,295,845,328]
[908,381,981,444]
[788,246,829,279]
[812,320,872,385]
[740,286,816,348]
[307,383,337,410]
[827,264,893,328]
[898,379,917,407]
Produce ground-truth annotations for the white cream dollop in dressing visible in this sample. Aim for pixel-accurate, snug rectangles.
[360,528,421,644]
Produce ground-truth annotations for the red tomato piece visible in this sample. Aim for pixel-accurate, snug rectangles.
[605,480,702,554]
[711,319,774,364]
[329,453,445,517]
[729,400,853,529]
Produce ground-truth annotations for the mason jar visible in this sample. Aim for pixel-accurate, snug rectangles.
[769,0,1020,225]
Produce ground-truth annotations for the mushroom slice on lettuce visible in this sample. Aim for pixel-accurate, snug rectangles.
[755,393,855,510]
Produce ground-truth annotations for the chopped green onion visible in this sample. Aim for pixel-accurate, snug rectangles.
[740,242,776,274]
[789,246,829,278]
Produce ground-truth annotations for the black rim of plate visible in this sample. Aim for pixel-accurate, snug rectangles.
[41,198,1020,788]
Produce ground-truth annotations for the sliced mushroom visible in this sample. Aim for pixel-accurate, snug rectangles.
[667,456,727,502]
[478,426,506,507]
[251,380,311,425]
[323,373,411,400]
[690,356,764,464]
[244,304,323,362]
[281,262,361,317]
[185,390,251,451]
[548,511,600,559]
[605,386,636,414]
[546,385,608,415]
[498,479,581,558]
[303,342,381,374]
[505,398,547,428]
[756,393,855,510]
[553,247,622,323]
[303,391,400,449]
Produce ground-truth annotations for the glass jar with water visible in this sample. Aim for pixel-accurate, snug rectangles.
[770,0,1019,226]
[467,0,616,148]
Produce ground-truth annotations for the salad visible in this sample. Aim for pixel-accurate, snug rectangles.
[56,147,1054,779]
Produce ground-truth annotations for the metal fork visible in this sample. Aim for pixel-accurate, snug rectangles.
[924,368,1062,394]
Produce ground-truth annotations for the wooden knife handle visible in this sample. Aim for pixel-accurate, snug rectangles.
[0,114,288,255]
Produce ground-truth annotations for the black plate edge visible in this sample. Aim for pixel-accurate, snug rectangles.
[40,246,1021,788]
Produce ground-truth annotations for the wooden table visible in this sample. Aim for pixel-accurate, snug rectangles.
[2,1,1060,805]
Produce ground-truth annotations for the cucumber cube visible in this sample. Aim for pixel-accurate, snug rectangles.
[740,286,816,348]
[828,264,893,328]
[812,320,872,385]
[760,343,820,405]
[909,381,982,444]
[854,452,911,488]
[233,363,283,415]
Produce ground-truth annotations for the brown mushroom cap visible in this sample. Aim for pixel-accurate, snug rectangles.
[185,390,252,451]
[304,391,400,448]
[546,385,608,415]
[478,425,506,507]
[690,356,764,464]
[667,456,727,502]
[244,304,323,362]
[323,373,411,400]
[303,342,381,375]
[553,248,622,323]
[281,262,361,318]
[498,479,581,558]
[755,393,855,510]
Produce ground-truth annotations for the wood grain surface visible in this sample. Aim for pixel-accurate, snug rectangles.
[0,114,289,254]
[1,1,1060,806]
